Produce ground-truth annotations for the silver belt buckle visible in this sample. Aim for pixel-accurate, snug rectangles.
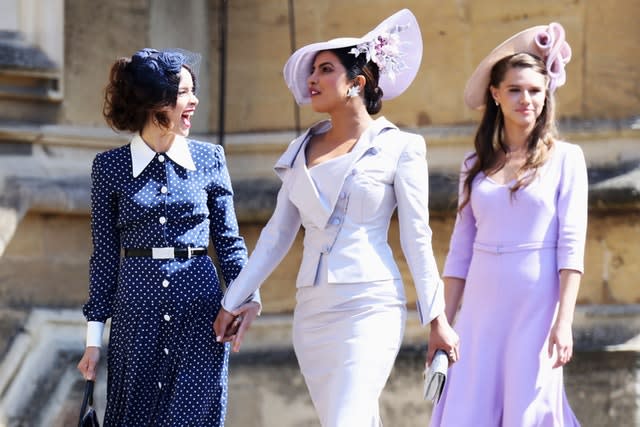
[187,246,193,259]
[152,247,175,259]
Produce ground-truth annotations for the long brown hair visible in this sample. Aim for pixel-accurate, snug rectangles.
[459,53,558,211]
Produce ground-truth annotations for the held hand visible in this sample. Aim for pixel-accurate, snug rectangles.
[230,301,260,353]
[77,346,101,380]
[548,319,573,368]
[427,313,460,366]
[213,308,237,343]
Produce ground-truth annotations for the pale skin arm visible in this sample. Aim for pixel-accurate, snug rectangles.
[427,313,460,365]
[77,347,100,380]
[548,269,581,368]
[443,277,466,325]
[424,276,465,365]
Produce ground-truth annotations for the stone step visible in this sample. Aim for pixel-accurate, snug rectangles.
[0,308,638,426]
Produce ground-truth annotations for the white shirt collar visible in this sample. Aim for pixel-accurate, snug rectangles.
[130,134,196,177]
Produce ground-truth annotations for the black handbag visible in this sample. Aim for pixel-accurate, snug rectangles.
[78,380,100,427]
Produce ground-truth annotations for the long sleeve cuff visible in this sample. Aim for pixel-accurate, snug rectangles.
[248,289,263,312]
[223,289,263,316]
[416,278,446,326]
[86,321,105,348]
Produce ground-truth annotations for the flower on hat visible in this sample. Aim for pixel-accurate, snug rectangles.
[348,23,409,82]
[157,51,186,75]
[534,22,572,93]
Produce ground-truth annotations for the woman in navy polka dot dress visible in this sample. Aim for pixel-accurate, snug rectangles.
[77,48,260,426]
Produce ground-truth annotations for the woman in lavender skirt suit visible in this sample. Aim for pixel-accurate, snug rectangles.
[430,23,586,426]
[214,9,459,427]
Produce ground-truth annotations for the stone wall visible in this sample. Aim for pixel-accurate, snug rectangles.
[1,202,637,319]
[1,1,639,425]
[55,0,640,132]
[210,0,640,131]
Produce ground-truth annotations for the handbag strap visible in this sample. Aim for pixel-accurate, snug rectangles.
[78,380,94,427]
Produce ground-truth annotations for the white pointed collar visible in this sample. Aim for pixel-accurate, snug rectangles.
[130,134,196,177]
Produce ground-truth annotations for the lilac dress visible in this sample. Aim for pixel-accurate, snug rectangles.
[430,141,587,426]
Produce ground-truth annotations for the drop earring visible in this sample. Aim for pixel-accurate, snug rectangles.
[347,86,361,98]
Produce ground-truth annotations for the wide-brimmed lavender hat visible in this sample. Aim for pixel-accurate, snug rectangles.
[283,9,422,105]
[464,22,572,110]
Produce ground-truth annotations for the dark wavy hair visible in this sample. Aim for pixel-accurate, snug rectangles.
[330,47,384,115]
[459,52,557,211]
[103,48,197,133]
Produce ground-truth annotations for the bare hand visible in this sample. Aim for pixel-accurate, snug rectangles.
[548,319,573,368]
[77,346,100,380]
[213,302,260,352]
[427,313,460,366]
[213,307,236,343]
[229,301,260,353]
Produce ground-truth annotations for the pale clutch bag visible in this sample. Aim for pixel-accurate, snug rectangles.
[423,349,448,404]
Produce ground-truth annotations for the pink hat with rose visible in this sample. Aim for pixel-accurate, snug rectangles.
[464,22,572,110]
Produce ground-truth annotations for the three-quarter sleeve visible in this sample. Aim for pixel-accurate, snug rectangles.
[83,153,121,324]
[556,144,588,273]
[443,155,477,280]
[394,135,444,325]
[221,177,302,312]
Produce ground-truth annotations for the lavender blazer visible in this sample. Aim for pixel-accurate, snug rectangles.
[222,117,444,325]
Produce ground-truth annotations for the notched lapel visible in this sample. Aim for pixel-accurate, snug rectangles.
[287,144,334,229]
[274,117,398,230]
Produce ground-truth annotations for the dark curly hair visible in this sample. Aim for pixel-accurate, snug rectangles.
[103,48,197,133]
[330,47,384,115]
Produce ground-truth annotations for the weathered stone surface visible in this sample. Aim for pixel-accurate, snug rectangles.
[0,165,638,313]
[0,31,57,70]
[1,1,640,425]
[0,305,638,427]
[63,0,149,126]
[0,309,27,360]
[584,0,640,119]
[10,1,630,132]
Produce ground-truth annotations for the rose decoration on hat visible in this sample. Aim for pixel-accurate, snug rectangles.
[348,24,409,82]
[157,51,185,75]
[463,22,573,110]
[534,22,572,93]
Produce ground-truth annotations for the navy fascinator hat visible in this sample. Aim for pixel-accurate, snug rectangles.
[127,48,201,102]
[103,47,202,133]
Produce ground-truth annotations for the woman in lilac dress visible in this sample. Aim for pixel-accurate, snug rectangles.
[430,23,586,426]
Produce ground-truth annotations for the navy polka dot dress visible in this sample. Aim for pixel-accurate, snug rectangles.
[83,139,247,426]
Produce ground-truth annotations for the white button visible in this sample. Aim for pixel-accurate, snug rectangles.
[351,169,357,176]
[158,155,165,163]
[159,216,167,224]
[158,382,162,389]
[162,279,169,288]
[164,314,171,321]
[160,186,168,194]
[332,217,341,225]
[164,348,169,355]
[339,192,347,199]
